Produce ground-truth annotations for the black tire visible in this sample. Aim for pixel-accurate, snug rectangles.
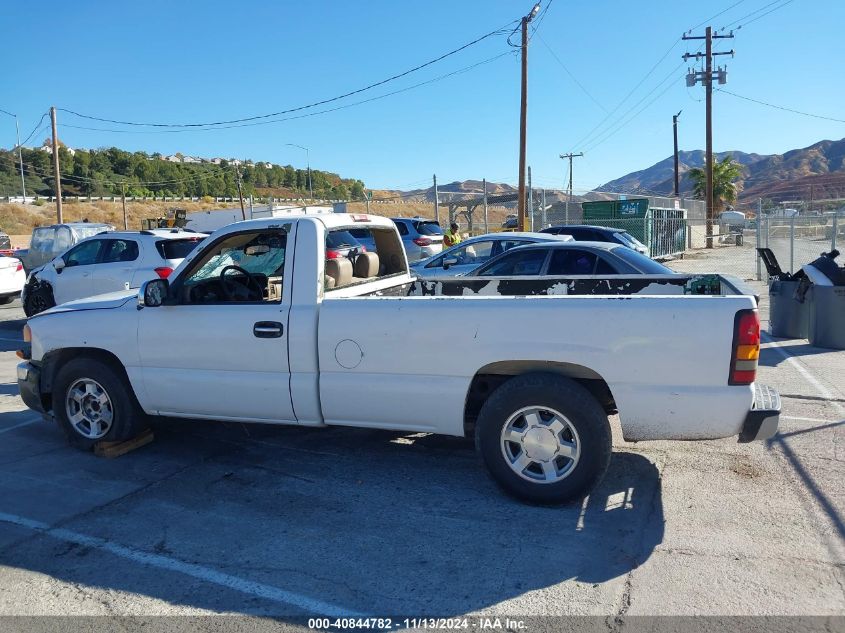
[24,288,54,317]
[0,296,14,305]
[52,357,147,450]
[475,372,612,505]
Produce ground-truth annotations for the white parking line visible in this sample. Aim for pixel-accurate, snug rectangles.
[0,511,362,616]
[763,334,845,417]
[0,418,41,435]
[782,415,839,424]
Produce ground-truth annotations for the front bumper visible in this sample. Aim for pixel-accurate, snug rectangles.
[738,383,780,442]
[17,361,45,414]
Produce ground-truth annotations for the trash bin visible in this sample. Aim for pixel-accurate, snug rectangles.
[804,250,845,349]
[768,279,810,338]
[808,286,845,349]
[758,247,809,338]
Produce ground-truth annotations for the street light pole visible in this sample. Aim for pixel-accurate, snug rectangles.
[0,109,26,199]
[284,144,312,201]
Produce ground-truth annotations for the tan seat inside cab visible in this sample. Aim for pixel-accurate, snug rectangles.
[354,252,379,279]
[325,252,380,290]
[325,258,352,290]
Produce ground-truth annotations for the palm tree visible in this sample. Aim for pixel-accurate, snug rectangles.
[687,155,743,210]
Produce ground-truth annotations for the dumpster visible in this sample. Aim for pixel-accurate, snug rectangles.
[758,248,809,339]
[804,250,845,350]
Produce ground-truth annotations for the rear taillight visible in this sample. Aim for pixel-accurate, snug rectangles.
[326,249,340,259]
[413,237,432,247]
[15,263,23,272]
[154,267,173,279]
[730,309,760,385]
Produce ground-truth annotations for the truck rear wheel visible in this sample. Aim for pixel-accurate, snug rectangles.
[52,357,147,450]
[475,372,611,504]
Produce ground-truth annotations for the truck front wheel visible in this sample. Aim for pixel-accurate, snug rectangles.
[475,372,612,504]
[52,357,147,450]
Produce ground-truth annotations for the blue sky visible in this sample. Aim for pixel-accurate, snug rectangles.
[3,0,842,192]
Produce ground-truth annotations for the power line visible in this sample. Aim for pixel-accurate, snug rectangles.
[735,0,795,28]
[57,18,519,129]
[56,51,515,135]
[566,38,681,152]
[582,59,689,153]
[717,89,845,123]
[688,0,749,32]
[720,0,794,30]
[537,33,607,113]
[13,112,49,149]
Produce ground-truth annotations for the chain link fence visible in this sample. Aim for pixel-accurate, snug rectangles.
[667,214,843,282]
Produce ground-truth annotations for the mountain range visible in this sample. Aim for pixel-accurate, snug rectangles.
[386,137,845,207]
[598,137,845,203]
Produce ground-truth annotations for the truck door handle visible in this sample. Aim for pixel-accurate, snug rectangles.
[253,321,284,338]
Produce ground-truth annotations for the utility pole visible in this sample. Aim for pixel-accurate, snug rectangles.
[527,166,534,231]
[50,107,63,223]
[0,110,26,199]
[121,182,128,230]
[673,110,682,197]
[433,174,439,224]
[483,178,489,233]
[517,2,542,231]
[559,152,583,225]
[365,190,371,214]
[683,27,734,248]
[235,164,246,220]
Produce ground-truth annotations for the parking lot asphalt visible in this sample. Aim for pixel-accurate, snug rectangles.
[0,294,842,624]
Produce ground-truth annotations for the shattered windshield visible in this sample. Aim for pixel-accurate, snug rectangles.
[185,231,287,286]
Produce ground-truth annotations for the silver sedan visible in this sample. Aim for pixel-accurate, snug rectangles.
[410,233,572,278]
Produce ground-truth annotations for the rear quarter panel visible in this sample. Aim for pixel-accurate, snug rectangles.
[317,294,756,440]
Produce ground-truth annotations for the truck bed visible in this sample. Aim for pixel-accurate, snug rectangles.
[387,273,758,302]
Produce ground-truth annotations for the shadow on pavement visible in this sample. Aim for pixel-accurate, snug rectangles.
[0,419,664,616]
[759,339,834,366]
[767,434,845,542]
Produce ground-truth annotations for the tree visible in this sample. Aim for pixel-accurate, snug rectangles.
[687,155,743,211]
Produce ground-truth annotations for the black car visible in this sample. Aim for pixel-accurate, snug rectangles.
[539,224,649,255]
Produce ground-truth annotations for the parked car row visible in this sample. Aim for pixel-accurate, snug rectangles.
[410,227,671,279]
[11,216,667,315]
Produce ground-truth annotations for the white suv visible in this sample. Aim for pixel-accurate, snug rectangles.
[22,229,207,316]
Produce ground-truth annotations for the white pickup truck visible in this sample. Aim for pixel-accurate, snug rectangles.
[17,213,780,503]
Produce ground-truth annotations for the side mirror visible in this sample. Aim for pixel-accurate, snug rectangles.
[442,257,458,270]
[53,258,65,273]
[138,278,169,308]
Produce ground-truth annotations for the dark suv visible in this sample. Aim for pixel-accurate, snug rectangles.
[539,224,649,255]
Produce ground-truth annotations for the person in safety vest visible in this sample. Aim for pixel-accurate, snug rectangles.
[443,222,462,248]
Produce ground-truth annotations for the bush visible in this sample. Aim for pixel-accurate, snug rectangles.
[32,198,45,207]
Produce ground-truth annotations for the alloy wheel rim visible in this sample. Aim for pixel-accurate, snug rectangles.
[65,378,113,439]
[500,406,581,484]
